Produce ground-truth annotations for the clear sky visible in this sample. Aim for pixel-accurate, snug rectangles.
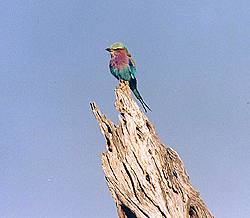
[1,0,250,217]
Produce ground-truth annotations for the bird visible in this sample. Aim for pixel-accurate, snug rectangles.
[106,42,151,112]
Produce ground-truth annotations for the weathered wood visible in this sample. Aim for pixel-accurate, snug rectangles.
[90,81,213,218]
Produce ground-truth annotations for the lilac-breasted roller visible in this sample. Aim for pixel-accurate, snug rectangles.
[106,42,151,112]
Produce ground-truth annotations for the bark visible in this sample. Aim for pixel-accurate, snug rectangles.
[90,81,214,218]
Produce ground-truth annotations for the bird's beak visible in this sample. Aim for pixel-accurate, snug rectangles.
[105,48,112,52]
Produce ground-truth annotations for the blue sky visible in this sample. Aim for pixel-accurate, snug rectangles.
[0,0,250,217]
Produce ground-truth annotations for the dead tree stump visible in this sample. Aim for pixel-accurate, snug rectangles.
[90,81,213,218]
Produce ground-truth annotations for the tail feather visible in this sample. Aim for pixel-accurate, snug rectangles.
[129,78,151,113]
[138,96,151,113]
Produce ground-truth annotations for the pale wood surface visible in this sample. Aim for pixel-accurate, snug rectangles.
[90,81,213,218]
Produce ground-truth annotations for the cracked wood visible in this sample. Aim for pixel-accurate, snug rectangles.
[90,81,213,218]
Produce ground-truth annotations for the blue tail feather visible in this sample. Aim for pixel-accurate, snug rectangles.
[129,78,151,113]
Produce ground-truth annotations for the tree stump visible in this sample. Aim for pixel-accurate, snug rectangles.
[90,81,213,218]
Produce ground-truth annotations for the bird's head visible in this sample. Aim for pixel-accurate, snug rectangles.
[106,42,131,57]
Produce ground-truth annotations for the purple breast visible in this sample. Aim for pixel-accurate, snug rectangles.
[110,52,129,70]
